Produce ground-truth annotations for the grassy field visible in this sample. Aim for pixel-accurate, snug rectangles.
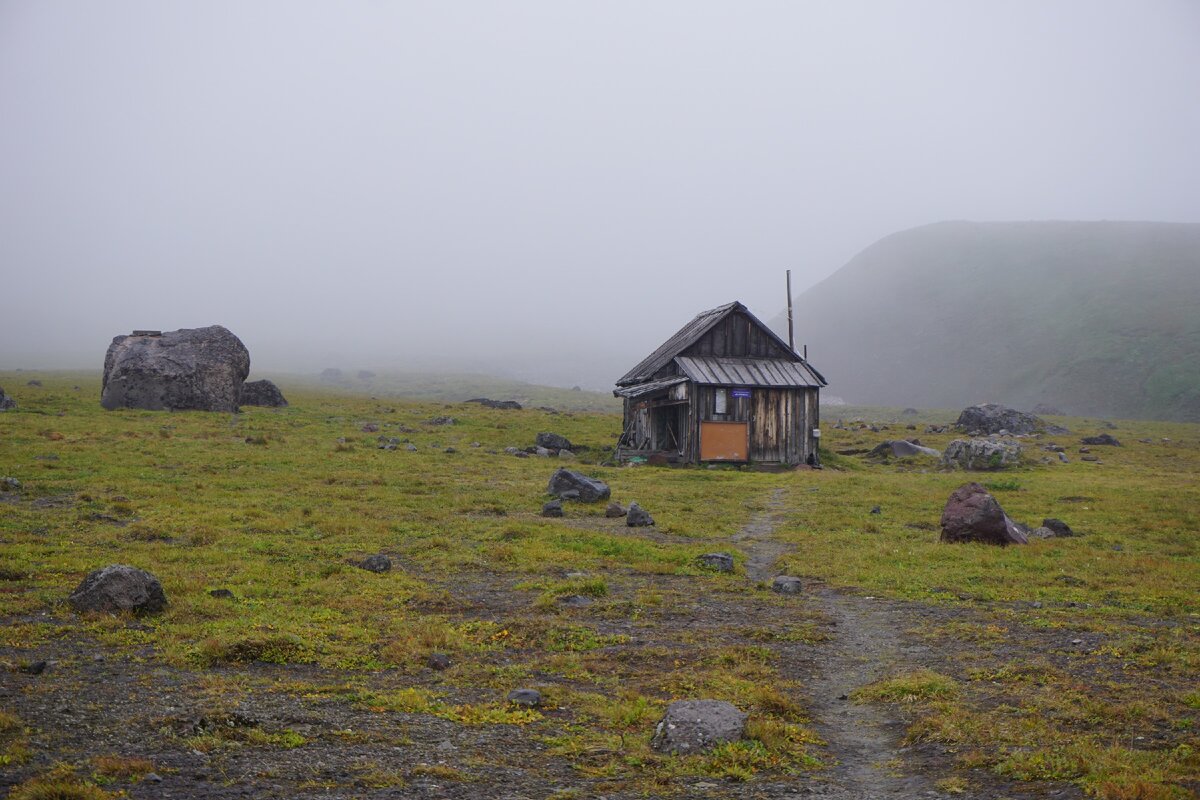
[0,374,1197,798]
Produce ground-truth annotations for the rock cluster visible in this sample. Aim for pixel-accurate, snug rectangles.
[941,438,1022,470]
[467,398,522,410]
[1081,433,1121,446]
[101,326,250,412]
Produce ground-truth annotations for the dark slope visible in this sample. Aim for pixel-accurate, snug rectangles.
[778,221,1200,421]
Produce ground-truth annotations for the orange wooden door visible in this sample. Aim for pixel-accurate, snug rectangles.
[700,421,749,461]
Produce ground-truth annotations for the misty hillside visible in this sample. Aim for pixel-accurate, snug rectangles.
[778,221,1200,421]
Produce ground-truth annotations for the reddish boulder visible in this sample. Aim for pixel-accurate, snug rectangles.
[940,482,1028,546]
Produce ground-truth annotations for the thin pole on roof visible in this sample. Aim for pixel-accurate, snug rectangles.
[786,270,796,353]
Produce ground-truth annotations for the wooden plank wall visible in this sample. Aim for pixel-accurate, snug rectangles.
[683,312,793,360]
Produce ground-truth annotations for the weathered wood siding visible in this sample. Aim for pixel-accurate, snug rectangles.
[687,385,819,465]
[682,312,793,361]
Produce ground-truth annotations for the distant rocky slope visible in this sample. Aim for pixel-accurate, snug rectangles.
[777,221,1200,421]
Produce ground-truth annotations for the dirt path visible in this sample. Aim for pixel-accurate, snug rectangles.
[733,489,935,798]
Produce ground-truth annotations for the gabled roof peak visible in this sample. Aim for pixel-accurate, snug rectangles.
[616,300,810,386]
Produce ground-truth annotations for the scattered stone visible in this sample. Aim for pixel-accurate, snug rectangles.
[939,483,1028,546]
[772,576,803,594]
[536,432,573,451]
[101,326,250,412]
[466,398,522,410]
[470,442,481,448]
[208,588,235,600]
[359,554,392,573]
[925,424,949,433]
[427,416,456,426]
[535,447,553,457]
[19,660,47,675]
[1058,453,1069,463]
[444,447,457,454]
[1081,433,1122,446]
[1081,455,1100,462]
[1079,446,1091,453]
[361,422,380,433]
[955,404,1045,435]
[626,502,654,527]
[1042,518,1075,537]
[507,689,543,707]
[557,449,577,460]
[869,505,882,515]
[605,502,627,518]
[0,386,16,411]
[557,594,593,608]
[68,564,168,615]
[239,379,288,407]
[868,440,941,459]
[941,438,1022,471]
[547,469,610,503]
[142,773,163,784]
[541,500,564,518]
[697,552,735,573]
[1,477,20,491]
[26,379,42,387]
[651,700,747,754]
[427,653,452,671]
[405,444,418,452]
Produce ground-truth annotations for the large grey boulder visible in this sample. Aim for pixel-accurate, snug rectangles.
[941,438,1021,470]
[68,564,167,615]
[0,386,15,411]
[240,379,288,407]
[651,700,747,754]
[101,326,250,412]
[547,469,610,503]
[955,404,1044,435]
[940,483,1028,546]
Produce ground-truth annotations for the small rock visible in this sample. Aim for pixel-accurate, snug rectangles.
[444,447,457,454]
[359,554,392,573]
[1041,518,1075,537]
[772,576,803,594]
[604,502,627,518]
[470,441,481,448]
[208,588,236,600]
[869,505,881,515]
[535,447,552,457]
[697,552,734,573]
[536,432,573,451]
[557,449,577,460]
[650,699,747,754]
[20,660,47,675]
[68,564,167,615]
[1081,455,1100,462]
[557,594,593,608]
[547,469,610,503]
[626,502,654,527]
[1058,453,1069,463]
[428,416,456,426]
[507,688,542,707]
[541,500,564,518]
[0,477,20,491]
[405,444,418,452]
[1081,433,1121,446]
[142,773,163,784]
[427,653,452,671]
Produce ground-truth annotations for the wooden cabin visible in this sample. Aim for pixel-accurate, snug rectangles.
[614,301,827,466]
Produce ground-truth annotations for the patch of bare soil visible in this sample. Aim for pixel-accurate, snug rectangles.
[2,490,1093,799]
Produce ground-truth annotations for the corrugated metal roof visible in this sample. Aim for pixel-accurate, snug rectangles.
[675,356,827,388]
[615,301,742,386]
[612,376,688,399]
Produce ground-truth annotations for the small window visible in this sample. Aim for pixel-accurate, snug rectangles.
[714,388,728,414]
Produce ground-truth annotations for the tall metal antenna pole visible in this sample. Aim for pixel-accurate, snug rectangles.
[786,269,795,353]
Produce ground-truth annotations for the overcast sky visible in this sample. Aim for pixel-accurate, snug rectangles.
[2,1,1198,387]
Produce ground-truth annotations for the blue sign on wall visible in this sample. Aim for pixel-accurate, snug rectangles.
[731,389,751,399]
